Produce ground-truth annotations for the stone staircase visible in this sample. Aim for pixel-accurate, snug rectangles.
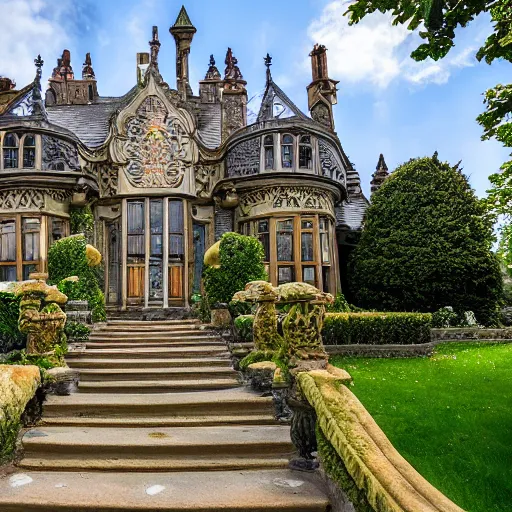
[0,320,329,511]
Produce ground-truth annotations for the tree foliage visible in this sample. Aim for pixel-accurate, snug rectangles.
[202,232,267,306]
[349,155,502,325]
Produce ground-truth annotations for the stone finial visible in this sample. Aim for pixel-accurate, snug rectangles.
[224,48,243,81]
[370,153,390,194]
[149,26,161,69]
[82,53,95,79]
[264,53,272,83]
[204,55,220,80]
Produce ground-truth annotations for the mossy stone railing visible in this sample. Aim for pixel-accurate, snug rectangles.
[297,368,465,512]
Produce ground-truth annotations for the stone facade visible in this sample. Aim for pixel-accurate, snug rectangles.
[0,6,378,311]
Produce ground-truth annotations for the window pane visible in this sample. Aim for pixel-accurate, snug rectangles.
[277,232,293,261]
[300,135,311,144]
[282,145,293,168]
[321,233,330,263]
[3,134,18,147]
[169,234,184,260]
[128,235,145,258]
[23,264,38,281]
[299,145,312,169]
[3,148,18,168]
[0,266,16,281]
[301,232,314,262]
[258,220,269,233]
[0,220,16,262]
[150,200,163,235]
[278,266,294,285]
[50,217,66,245]
[23,135,36,168]
[283,135,293,144]
[24,135,36,147]
[302,266,315,285]
[322,266,330,293]
[258,233,270,261]
[127,201,144,234]
[169,200,184,234]
[264,147,274,169]
[264,135,273,146]
[23,218,40,261]
[301,220,313,230]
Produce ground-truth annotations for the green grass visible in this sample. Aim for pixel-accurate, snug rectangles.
[330,343,512,512]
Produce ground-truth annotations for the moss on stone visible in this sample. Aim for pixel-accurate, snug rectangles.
[0,365,41,463]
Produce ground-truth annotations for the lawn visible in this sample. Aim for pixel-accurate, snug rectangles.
[330,343,512,512]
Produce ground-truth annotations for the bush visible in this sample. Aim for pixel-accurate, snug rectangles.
[69,205,94,240]
[234,315,254,342]
[322,312,432,345]
[350,154,503,325]
[48,235,106,322]
[203,233,267,307]
[64,321,91,340]
[326,292,351,313]
[0,292,25,354]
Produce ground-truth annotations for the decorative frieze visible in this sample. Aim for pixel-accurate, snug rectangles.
[42,136,80,171]
[195,164,219,199]
[226,138,260,177]
[238,185,334,218]
[223,94,245,140]
[0,188,71,210]
[318,139,345,186]
[99,165,119,197]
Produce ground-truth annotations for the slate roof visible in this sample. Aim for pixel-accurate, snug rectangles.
[0,83,34,116]
[336,194,368,231]
[196,102,221,149]
[45,87,138,148]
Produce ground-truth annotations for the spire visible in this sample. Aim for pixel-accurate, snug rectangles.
[149,26,161,70]
[173,5,194,28]
[82,52,95,79]
[370,153,390,194]
[224,48,243,81]
[204,55,221,80]
[32,54,45,116]
[264,53,272,84]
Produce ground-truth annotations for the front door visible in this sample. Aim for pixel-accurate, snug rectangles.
[107,219,121,305]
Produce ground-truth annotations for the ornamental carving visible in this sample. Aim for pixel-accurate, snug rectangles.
[318,140,346,186]
[42,136,80,171]
[238,186,334,218]
[99,165,119,197]
[0,189,71,210]
[195,164,218,199]
[223,95,245,139]
[226,138,260,177]
[123,96,192,188]
[311,103,331,128]
[9,91,34,117]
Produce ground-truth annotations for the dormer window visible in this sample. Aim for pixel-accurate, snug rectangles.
[281,134,294,169]
[299,135,312,169]
[264,135,274,169]
[3,133,19,169]
[23,134,36,168]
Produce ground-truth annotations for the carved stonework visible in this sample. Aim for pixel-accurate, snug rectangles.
[223,95,245,139]
[123,95,192,188]
[99,165,119,197]
[318,140,346,186]
[226,138,260,177]
[238,186,334,218]
[195,164,218,199]
[42,136,80,171]
[311,103,331,128]
[0,189,71,210]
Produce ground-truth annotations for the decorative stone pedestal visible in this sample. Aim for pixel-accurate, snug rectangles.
[66,300,92,325]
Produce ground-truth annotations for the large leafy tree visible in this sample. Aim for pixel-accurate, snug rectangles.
[349,155,502,325]
[346,0,512,258]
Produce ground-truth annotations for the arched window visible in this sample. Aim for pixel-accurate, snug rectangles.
[3,133,19,169]
[264,134,274,170]
[22,134,36,168]
[281,134,294,169]
[299,135,312,169]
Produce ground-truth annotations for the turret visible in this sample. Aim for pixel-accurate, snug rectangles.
[170,5,196,98]
[370,154,390,194]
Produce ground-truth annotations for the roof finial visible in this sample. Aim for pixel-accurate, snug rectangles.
[149,26,161,69]
[82,52,95,79]
[32,54,44,114]
[204,55,221,80]
[264,53,272,84]
[224,48,243,81]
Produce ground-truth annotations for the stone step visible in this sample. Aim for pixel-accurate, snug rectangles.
[77,378,241,393]
[66,347,228,359]
[106,319,200,326]
[85,341,225,350]
[90,330,212,338]
[0,470,329,511]
[66,358,232,369]
[78,367,237,382]
[43,389,274,419]
[41,415,280,428]
[20,425,293,471]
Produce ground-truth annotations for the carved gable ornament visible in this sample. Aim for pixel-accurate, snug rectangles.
[111,86,197,189]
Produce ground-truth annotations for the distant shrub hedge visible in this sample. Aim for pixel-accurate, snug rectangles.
[322,312,432,345]
[0,292,25,354]
[234,314,254,342]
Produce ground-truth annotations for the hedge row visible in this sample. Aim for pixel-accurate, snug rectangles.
[323,312,432,346]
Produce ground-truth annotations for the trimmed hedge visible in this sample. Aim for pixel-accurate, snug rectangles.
[0,292,25,354]
[323,312,432,345]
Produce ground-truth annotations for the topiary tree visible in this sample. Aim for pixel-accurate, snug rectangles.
[48,234,106,323]
[350,154,502,325]
[203,232,267,308]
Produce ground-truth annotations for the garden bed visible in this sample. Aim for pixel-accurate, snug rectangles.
[330,342,512,512]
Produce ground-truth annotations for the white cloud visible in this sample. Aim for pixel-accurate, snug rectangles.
[0,0,86,87]
[307,0,480,88]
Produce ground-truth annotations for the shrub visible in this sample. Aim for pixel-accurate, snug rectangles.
[203,233,267,307]
[350,154,502,325]
[234,315,254,342]
[69,205,94,240]
[48,235,106,322]
[431,306,460,328]
[326,292,351,313]
[0,292,25,354]
[64,321,91,340]
[322,312,432,345]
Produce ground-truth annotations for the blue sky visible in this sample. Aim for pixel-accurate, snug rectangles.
[0,0,509,198]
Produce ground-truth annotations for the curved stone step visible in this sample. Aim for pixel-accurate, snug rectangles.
[66,347,228,359]
[0,470,329,511]
[65,358,232,369]
[78,367,237,382]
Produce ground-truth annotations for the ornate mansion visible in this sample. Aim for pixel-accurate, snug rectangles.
[0,6,387,312]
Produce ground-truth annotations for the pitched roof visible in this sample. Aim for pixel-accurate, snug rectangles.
[0,83,34,115]
[196,102,222,149]
[257,79,309,123]
[336,195,368,231]
[173,6,194,28]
